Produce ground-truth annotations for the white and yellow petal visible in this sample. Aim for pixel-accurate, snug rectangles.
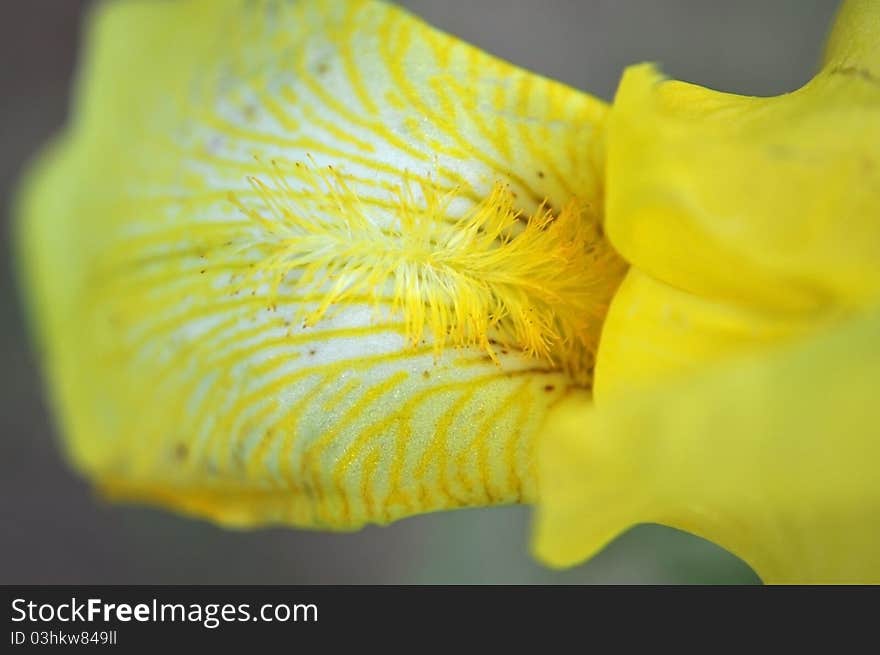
[17,0,623,528]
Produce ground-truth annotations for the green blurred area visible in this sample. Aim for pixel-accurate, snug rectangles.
[1,0,838,584]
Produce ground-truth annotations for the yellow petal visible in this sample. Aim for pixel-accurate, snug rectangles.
[17,0,622,528]
[606,61,880,311]
[822,0,880,70]
[597,0,880,390]
[594,268,821,399]
[536,305,880,583]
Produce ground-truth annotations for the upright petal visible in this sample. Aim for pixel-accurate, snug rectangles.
[596,0,880,394]
[822,0,880,71]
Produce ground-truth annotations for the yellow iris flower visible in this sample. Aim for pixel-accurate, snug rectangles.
[536,0,880,583]
[15,0,880,583]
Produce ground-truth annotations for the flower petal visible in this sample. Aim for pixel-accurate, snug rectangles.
[594,268,820,399]
[597,0,880,390]
[822,0,880,72]
[17,0,617,528]
[536,306,880,583]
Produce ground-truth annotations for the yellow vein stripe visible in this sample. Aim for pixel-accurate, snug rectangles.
[413,384,481,504]
[302,370,412,522]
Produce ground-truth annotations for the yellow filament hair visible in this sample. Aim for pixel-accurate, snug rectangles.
[229,160,626,386]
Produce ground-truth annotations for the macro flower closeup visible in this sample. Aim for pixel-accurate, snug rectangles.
[15,0,879,584]
[536,0,880,583]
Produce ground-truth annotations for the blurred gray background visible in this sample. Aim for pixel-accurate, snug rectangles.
[1,0,839,584]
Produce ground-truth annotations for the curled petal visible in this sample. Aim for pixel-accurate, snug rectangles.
[536,305,880,583]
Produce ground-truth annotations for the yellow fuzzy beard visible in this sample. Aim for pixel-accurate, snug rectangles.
[228,160,626,386]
